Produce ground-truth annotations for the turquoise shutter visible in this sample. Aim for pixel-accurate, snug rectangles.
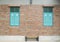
[10,12,15,25]
[14,12,20,25]
[10,7,20,26]
[44,12,53,26]
[43,7,53,26]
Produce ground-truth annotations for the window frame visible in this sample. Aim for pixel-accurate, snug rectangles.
[10,6,20,26]
[43,7,54,27]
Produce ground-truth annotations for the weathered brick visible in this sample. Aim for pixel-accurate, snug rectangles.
[0,5,60,37]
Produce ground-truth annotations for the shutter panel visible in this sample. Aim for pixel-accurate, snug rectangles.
[43,7,53,26]
[10,12,15,25]
[10,7,20,26]
[44,12,53,26]
[14,12,20,26]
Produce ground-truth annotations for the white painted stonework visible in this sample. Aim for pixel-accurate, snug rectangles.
[39,36,60,40]
[0,36,25,42]
[0,36,60,42]
[39,36,60,42]
[32,0,60,5]
[0,0,60,5]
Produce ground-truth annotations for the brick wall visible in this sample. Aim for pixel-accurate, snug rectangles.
[0,5,60,37]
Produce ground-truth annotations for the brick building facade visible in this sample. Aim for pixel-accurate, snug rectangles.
[0,1,60,40]
[0,5,60,37]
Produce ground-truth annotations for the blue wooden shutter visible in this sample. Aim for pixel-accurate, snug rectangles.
[14,12,20,25]
[10,12,15,25]
[10,7,20,26]
[43,7,53,26]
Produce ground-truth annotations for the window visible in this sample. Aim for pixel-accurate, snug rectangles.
[43,7,53,26]
[10,7,20,26]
